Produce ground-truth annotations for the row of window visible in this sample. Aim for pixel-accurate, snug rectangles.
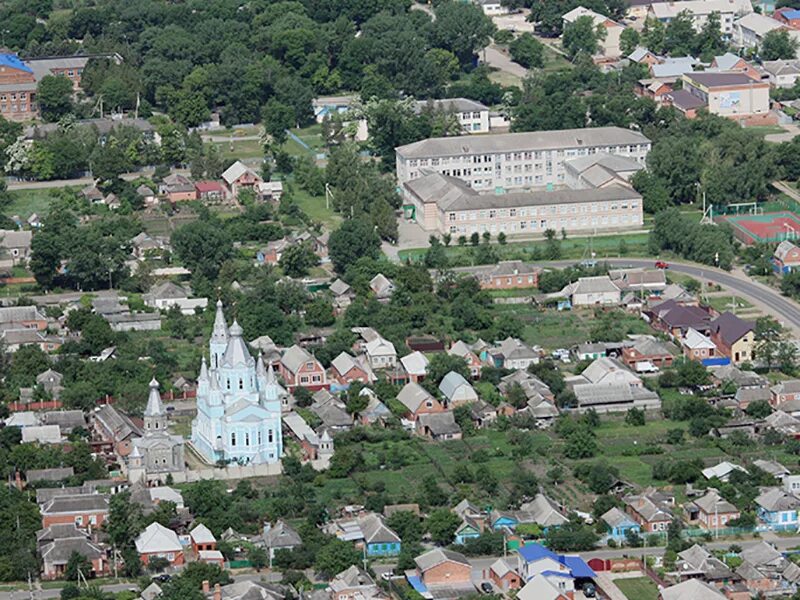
[0,104,29,113]
[446,214,638,234]
[230,429,274,447]
[405,144,648,168]
[447,201,639,221]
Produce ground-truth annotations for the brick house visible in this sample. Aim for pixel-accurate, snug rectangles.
[195,180,226,201]
[414,548,472,588]
[451,261,540,290]
[682,328,718,362]
[91,404,142,458]
[41,495,110,529]
[39,525,108,580]
[221,160,263,198]
[488,558,522,592]
[0,305,48,330]
[771,380,800,407]
[135,522,184,567]
[190,523,217,554]
[330,352,375,386]
[396,382,444,422]
[448,340,483,379]
[624,493,673,533]
[710,312,755,364]
[685,489,740,530]
[622,338,674,370]
[279,345,328,391]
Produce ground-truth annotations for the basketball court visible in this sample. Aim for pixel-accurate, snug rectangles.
[721,212,800,244]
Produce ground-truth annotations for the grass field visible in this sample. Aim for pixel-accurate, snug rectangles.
[616,577,660,600]
[704,295,753,312]
[212,138,264,161]
[398,232,652,264]
[292,188,342,229]
[5,189,59,218]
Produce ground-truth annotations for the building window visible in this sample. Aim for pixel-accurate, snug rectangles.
[268,429,274,443]
[245,431,250,446]
[231,432,237,446]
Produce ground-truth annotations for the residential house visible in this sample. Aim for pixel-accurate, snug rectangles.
[329,566,386,600]
[330,352,375,387]
[622,337,674,370]
[601,507,641,542]
[624,493,673,532]
[369,274,395,301]
[710,312,755,364]
[558,276,621,306]
[702,461,747,482]
[580,356,642,386]
[411,549,473,599]
[0,305,48,330]
[0,230,32,265]
[39,525,108,580]
[257,238,289,265]
[358,389,392,426]
[41,494,110,529]
[448,340,482,379]
[399,351,429,383]
[685,489,740,530]
[329,278,355,312]
[364,336,397,370]
[359,513,401,557]
[262,520,302,561]
[397,382,444,422]
[647,299,714,337]
[517,576,572,600]
[143,281,208,315]
[735,12,788,50]
[682,328,719,363]
[774,240,800,274]
[135,522,184,567]
[765,60,800,89]
[221,160,263,198]
[487,558,522,593]
[776,6,800,28]
[159,173,196,202]
[190,523,217,554]
[257,180,284,202]
[279,345,328,391]
[771,380,800,407]
[659,579,726,600]
[417,412,462,441]
[130,232,171,261]
[648,0,754,36]
[763,410,800,438]
[491,337,539,369]
[451,261,540,290]
[754,459,791,481]
[517,493,569,530]
[710,364,767,389]
[673,544,736,585]
[562,6,624,58]
[194,180,226,201]
[310,390,353,431]
[91,404,142,458]
[439,371,478,406]
[738,540,800,592]
[609,267,667,295]
[756,488,800,530]
[516,544,595,594]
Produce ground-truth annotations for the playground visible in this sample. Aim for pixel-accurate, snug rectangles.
[719,211,800,244]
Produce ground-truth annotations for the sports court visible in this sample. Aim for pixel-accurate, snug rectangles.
[721,211,800,244]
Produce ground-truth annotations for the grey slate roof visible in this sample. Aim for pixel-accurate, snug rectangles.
[418,412,461,436]
[415,548,470,571]
[396,126,650,159]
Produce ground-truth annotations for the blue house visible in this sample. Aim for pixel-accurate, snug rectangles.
[360,514,402,557]
[756,488,800,530]
[517,543,596,584]
[454,516,482,545]
[601,507,641,542]
[491,509,519,531]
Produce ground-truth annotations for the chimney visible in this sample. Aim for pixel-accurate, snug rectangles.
[202,580,210,594]
[214,583,221,600]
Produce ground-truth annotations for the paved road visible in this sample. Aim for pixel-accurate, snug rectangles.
[766,123,800,143]
[548,258,800,334]
[481,45,529,79]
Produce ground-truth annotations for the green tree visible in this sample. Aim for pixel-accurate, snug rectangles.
[426,508,461,546]
[279,243,320,278]
[328,219,381,273]
[37,75,74,122]
[761,29,799,61]
[247,546,268,572]
[625,407,646,426]
[563,15,604,59]
[65,552,92,581]
[305,297,335,327]
[620,27,640,56]
[172,219,233,280]
[315,539,361,577]
[509,33,545,68]
[262,99,296,145]
[432,1,496,66]
[426,352,471,385]
[564,427,597,459]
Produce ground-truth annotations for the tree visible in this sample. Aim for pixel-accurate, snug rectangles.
[426,508,461,546]
[37,75,74,122]
[625,407,645,426]
[563,427,597,459]
[315,539,361,577]
[262,99,295,145]
[247,546,268,571]
[746,399,773,419]
[172,219,233,280]
[328,219,381,273]
[65,552,92,582]
[279,243,319,277]
[306,297,335,327]
[563,16,604,59]
[761,29,799,61]
[432,1,496,66]
[426,352,471,385]
[620,27,640,56]
[509,33,545,69]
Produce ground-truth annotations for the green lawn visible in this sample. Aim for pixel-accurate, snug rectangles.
[211,138,264,161]
[5,189,59,218]
[292,188,342,229]
[616,577,660,600]
[704,295,753,312]
[742,125,785,137]
[398,232,652,264]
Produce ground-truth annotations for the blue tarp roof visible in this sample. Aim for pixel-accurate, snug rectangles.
[518,543,558,563]
[0,54,32,73]
[406,575,428,595]
[561,555,597,579]
[782,9,800,18]
[518,544,596,579]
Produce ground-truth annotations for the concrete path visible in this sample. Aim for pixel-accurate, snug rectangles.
[595,572,631,600]
[766,123,800,143]
[774,180,800,203]
[481,45,529,79]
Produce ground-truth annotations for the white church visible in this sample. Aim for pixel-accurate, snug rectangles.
[191,301,284,465]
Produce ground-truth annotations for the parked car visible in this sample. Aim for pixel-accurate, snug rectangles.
[480,582,494,594]
[655,260,669,269]
[583,583,597,598]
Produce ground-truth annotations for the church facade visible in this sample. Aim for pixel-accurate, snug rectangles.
[191,301,284,465]
[128,378,185,484]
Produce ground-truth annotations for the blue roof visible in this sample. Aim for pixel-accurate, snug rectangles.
[0,54,32,74]
[518,543,559,563]
[406,575,428,595]
[560,555,596,579]
[540,570,574,579]
[782,9,800,18]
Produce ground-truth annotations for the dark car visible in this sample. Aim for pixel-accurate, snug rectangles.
[153,574,172,583]
[480,582,493,594]
[583,582,597,598]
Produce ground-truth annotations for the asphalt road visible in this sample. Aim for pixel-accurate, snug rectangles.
[549,259,800,334]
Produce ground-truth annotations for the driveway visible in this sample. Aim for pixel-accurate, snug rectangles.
[766,123,800,143]
[481,45,529,80]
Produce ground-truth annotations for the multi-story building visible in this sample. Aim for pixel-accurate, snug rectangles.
[0,52,119,121]
[667,71,770,119]
[402,171,643,237]
[413,98,491,134]
[648,0,754,36]
[395,126,651,193]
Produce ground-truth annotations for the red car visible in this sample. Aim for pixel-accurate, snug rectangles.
[655,261,669,269]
